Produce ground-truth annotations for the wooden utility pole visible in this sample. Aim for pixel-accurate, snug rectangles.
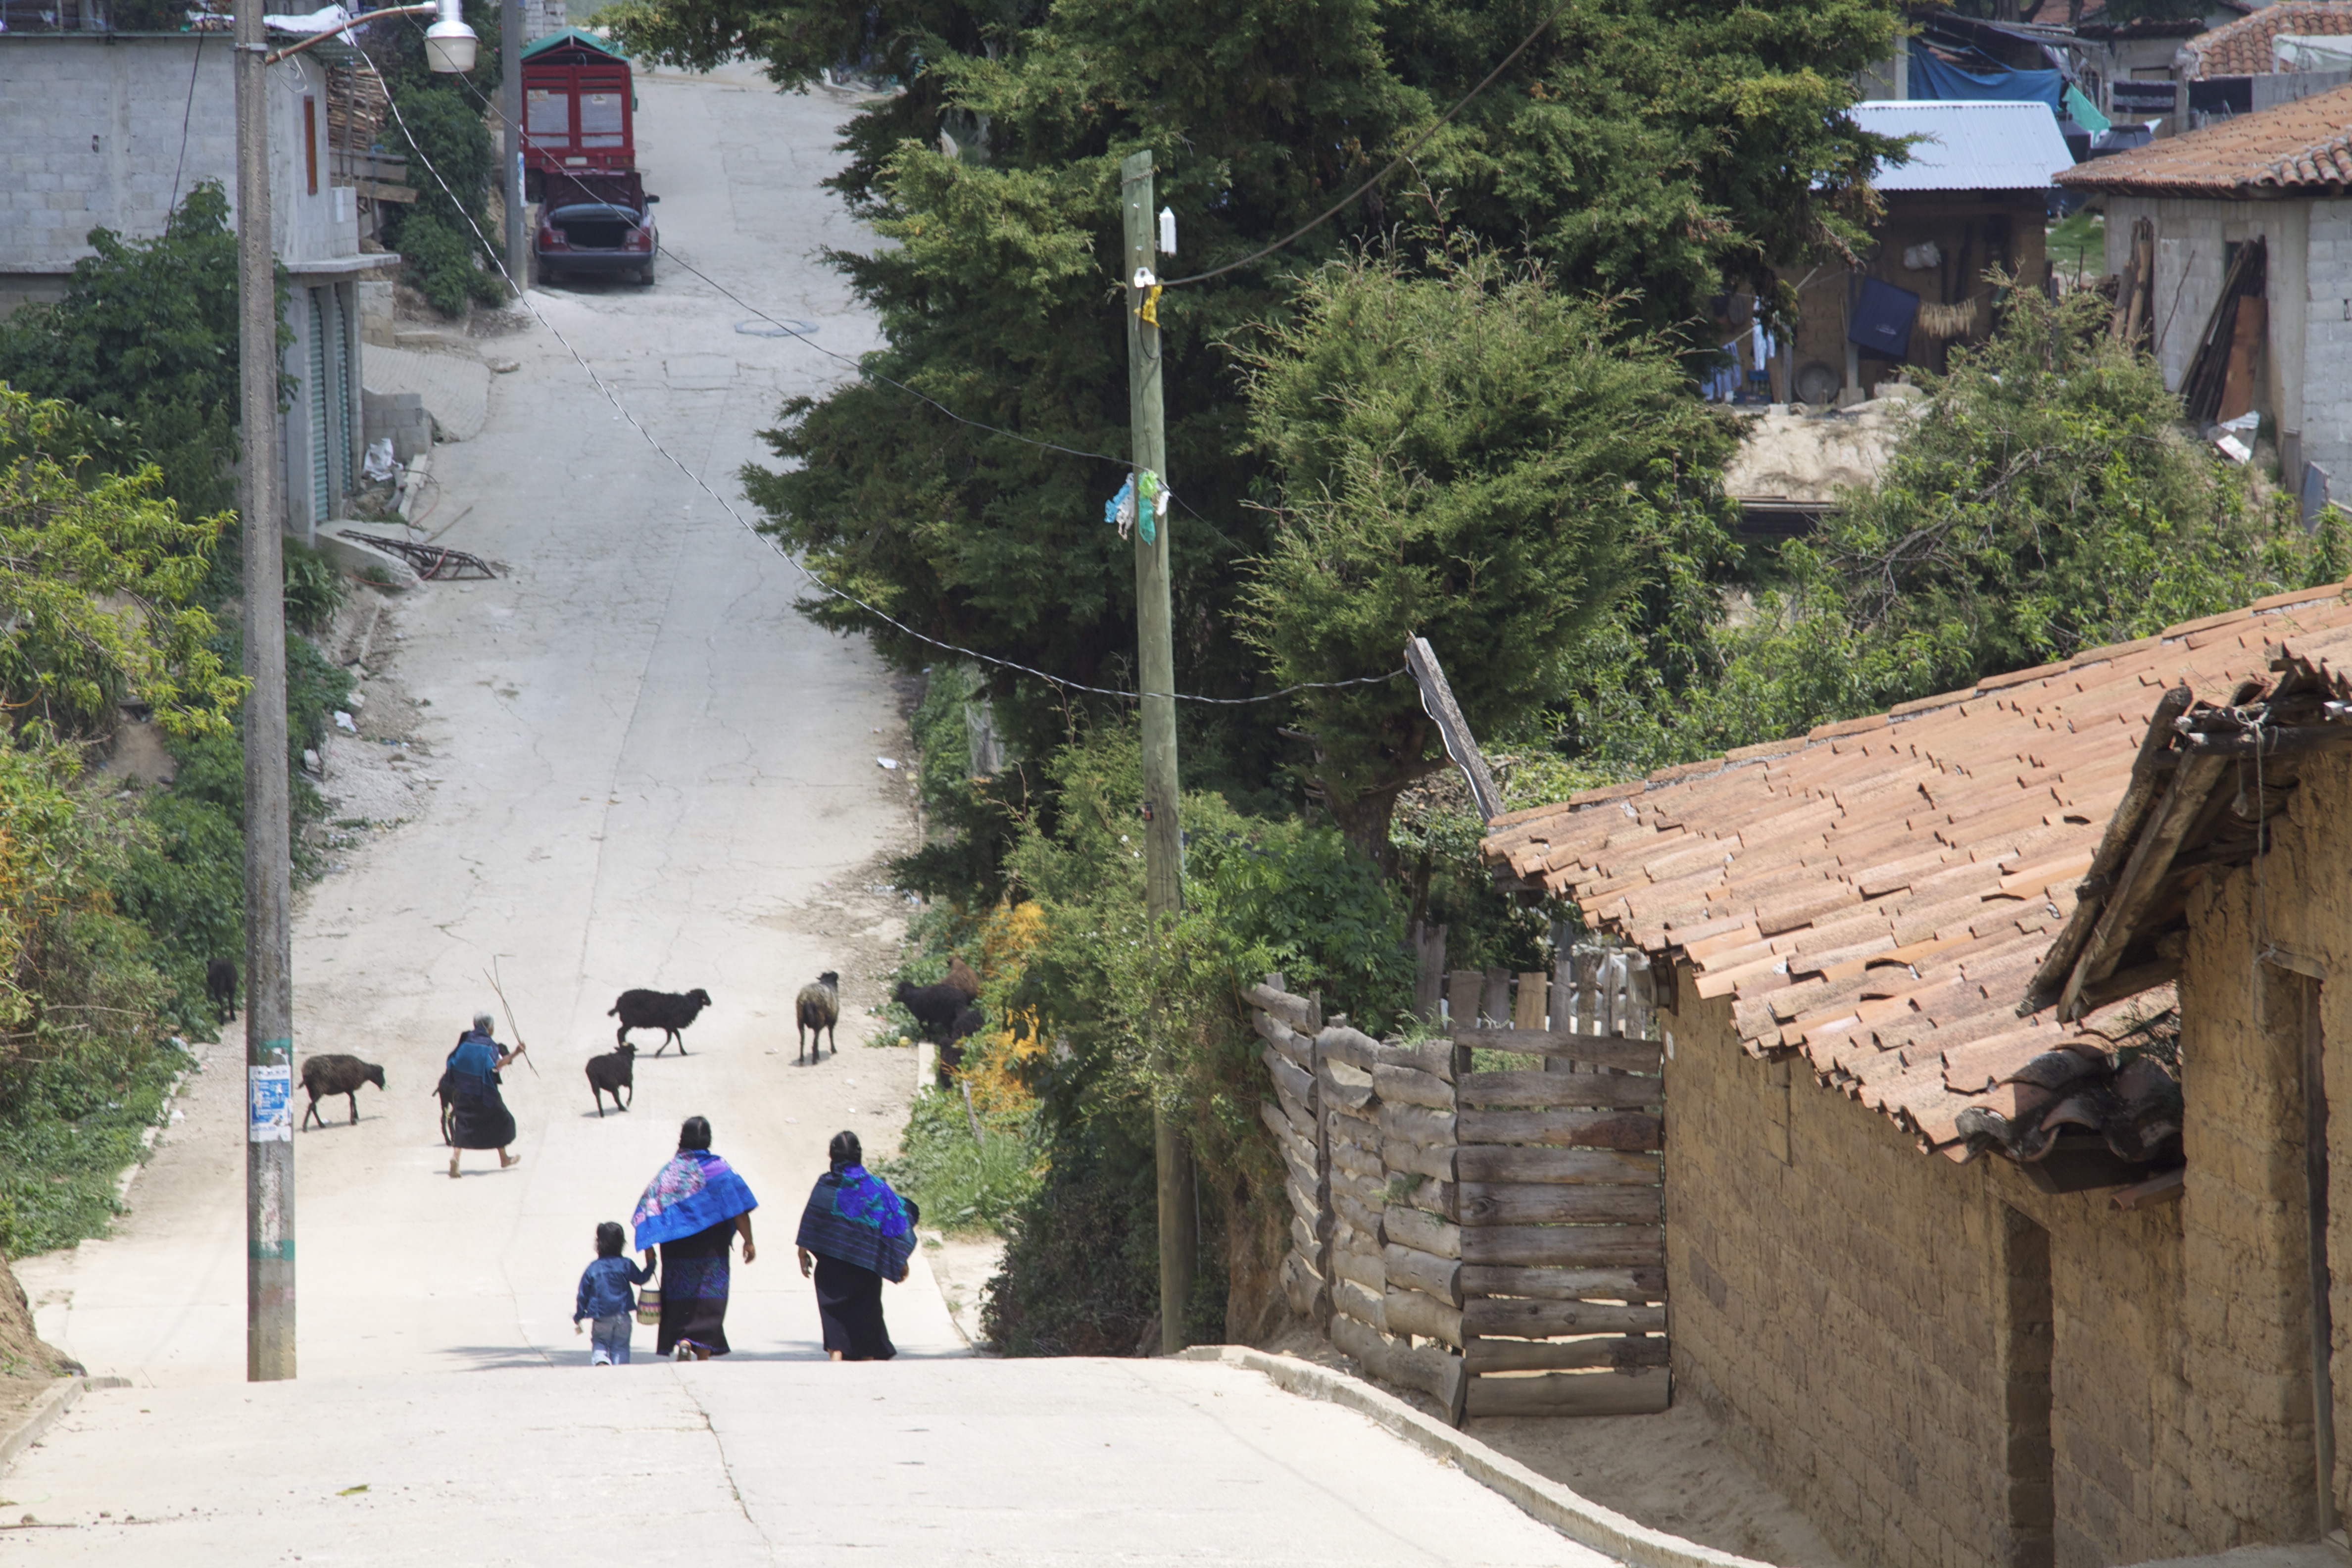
[235,0,298,1381]
[1121,148,1194,1352]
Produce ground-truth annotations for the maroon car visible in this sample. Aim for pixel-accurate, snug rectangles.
[536,170,658,286]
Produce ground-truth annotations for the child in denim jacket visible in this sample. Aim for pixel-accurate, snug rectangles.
[574,1221,655,1365]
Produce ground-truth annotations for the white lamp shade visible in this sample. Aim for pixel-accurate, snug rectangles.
[424,16,478,72]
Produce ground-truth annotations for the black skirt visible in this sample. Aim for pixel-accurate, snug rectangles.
[658,1220,736,1356]
[446,1078,515,1150]
[813,1255,894,1361]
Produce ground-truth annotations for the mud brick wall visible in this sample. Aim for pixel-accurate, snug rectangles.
[2181,753,2352,1539]
[1666,959,2208,1568]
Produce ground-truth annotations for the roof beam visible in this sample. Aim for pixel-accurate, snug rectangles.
[2058,751,2229,1021]
[2020,686,2192,1015]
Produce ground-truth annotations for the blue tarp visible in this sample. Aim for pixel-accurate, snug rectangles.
[1909,43,2065,118]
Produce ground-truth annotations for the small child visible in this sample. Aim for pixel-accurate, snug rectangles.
[574,1221,655,1366]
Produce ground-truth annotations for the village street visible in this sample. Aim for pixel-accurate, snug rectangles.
[0,63,1617,1568]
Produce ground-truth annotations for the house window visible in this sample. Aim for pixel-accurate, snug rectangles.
[2000,1207,2054,1568]
[304,97,319,196]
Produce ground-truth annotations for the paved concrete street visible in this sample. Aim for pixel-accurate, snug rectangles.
[18,64,955,1384]
[0,1360,1611,1565]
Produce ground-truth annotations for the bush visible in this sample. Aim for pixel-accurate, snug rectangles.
[879,1089,1042,1236]
[283,538,345,635]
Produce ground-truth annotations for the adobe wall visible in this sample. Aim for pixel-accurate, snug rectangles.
[1665,965,2198,1568]
[2180,752,2352,1536]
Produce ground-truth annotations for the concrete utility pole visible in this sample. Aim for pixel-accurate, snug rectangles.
[501,0,528,290]
[234,0,298,1382]
[1120,149,1194,1353]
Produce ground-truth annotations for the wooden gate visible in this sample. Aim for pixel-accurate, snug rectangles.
[1252,945,1667,1425]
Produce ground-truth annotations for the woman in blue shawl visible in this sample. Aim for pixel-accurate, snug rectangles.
[795,1130,916,1361]
[632,1116,758,1360]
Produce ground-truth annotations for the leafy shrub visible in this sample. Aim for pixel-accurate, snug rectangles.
[283,537,345,635]
[879,1090,1042,1235]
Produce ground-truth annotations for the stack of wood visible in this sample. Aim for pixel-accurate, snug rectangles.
[1250,979,1325,1325]
[1249,945,1671,1426]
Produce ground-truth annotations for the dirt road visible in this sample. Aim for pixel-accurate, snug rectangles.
[18,64,964,1381]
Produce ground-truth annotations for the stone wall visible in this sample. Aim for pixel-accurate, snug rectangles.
[1665,960,2213,1568]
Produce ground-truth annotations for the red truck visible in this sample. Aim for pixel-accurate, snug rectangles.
[520,27,635,192]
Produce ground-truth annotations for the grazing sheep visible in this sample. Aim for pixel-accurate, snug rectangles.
[586,1042,637,1117]
[937,1003,986,1084]
[944,954,981,1000]
[206,957,238,1024]
[795,972,840,1063]
[607,987,712,1056]
[299,1054,385,1130]
[894,980,967,1043]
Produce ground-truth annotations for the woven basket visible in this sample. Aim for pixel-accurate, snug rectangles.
[635,1285,661,1326]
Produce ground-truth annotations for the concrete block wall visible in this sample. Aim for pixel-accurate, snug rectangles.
[0,39,354,276]
[1666,963,2216,1568]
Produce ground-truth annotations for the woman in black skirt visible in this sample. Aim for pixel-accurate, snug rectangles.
[794,1130,916,1361]
[631,1116,759,1360]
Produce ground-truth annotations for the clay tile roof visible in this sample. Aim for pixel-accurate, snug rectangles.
[1482,582,2352,1159]
[2183,1,2352,77]
[2057,83,2352,195]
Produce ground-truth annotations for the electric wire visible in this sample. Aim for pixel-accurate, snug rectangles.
[169,31,205,213]
[349,41,1408,707]
[1154,0,1574,288]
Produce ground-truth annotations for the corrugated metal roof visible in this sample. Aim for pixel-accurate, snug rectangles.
[1854,100,2075,192]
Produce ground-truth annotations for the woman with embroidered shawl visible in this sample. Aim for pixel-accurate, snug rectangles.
[632,1116,758,1360]
[795,1130,916,1361]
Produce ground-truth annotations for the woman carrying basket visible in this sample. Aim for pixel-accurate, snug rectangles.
[631,1116,758,1361]
[794,1130,917,1361]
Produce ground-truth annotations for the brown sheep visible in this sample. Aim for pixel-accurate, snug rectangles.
[300,1054,386,1130]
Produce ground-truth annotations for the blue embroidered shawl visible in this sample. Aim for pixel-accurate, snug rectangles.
[632,1149,759,1250]
[795,1165,915,1281]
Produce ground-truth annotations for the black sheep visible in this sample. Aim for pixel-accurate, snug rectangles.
[586,1042,637,1116]
[937,1003,985,1084]
[429,1074,456,1145]
[795,971,839,1063]
[206,957,238,1024]
[299,1054,385,1130]
[894,980,967,1043]
[607,987,712,1056]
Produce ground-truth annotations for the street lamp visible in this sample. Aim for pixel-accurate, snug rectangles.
[234,0,476,1386]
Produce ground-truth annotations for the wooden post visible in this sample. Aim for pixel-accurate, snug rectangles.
[1123,148,1191,1354]
[1413,922,1447,1023]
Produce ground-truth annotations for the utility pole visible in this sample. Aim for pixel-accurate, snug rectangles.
[1121,149,1194,1352]
[235,0,297,1382]
[501,0,528,290]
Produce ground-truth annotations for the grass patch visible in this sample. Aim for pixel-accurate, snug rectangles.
[880,1088,1043,1236]
[0,1035,189,1255]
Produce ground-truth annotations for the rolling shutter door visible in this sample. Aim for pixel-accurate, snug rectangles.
[327,285,352,506]
[307,288,330,522]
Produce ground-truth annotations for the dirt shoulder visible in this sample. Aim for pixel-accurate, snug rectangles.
[0,1254,76,1455]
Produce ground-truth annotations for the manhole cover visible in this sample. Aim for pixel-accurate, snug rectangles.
[735,318,818,338]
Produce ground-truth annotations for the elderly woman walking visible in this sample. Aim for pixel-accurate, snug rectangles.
[444,1010,524,1178]
[794,1130,916,1362]
[632,1116,757,1361]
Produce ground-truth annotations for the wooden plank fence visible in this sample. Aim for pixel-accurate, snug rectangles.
[1253,944,1667,1425]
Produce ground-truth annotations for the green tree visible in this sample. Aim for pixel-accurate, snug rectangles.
[0,392,245,740]
[1236,246,1735,858]
[0,184,279,525]
[625,0,1902,777]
